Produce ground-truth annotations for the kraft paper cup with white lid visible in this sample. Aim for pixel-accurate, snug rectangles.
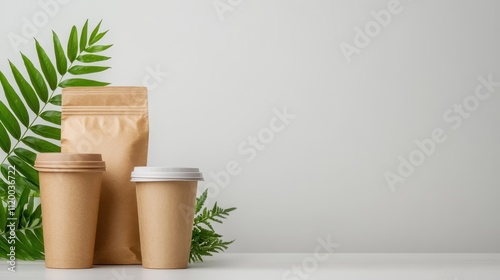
[131,167,203,269]
[35,153,105,269]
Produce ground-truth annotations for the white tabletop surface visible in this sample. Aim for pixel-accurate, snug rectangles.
[2,253,500,280]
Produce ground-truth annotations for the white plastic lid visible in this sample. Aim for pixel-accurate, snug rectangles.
[131,167,204,182]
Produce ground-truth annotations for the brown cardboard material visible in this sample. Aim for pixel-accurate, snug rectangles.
[35,153,105,269]
[40,172,102,268]
[34,161,106,169]
[61,87,148,264]
[136,181,198,269]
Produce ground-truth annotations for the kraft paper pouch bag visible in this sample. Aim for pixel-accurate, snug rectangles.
[61,86,148,264]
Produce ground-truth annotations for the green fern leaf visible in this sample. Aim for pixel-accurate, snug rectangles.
[59,78,109,88]
[16,175,39,194]
[190,190,236,263]
[0,197,7,231]
[21,137,60,153]
[13,148,36,166]
[68,65,110,75]
[0,71,30,127]
[35,40,58,90]
[0,234,10,254]
[76,54,110,63]
[14,187,30,223]
[48,94,61,105]
[0,101,21,139]
[39,111,61,125]
[9,61,40,114]
[195,189,208,214]
[30,124,60,140]
[80,20,88,53]
[89,30,108,45]
[89,20,102,43]
[85,45,113,53]
[67,26,78,62]
[0,124,10,153]
[21,53,48,102]
[52,31,68,75]
[29,206,42,228]
[7,156,38,185]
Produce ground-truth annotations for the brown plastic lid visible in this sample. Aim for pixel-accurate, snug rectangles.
[35,153,106,172]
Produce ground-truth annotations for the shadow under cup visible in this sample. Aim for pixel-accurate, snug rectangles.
[35,153,106,269]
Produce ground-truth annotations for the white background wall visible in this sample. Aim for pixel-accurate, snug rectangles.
[1,0,499,253]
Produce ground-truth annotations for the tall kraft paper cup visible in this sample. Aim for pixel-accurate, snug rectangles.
[35,153,106,269]
[131,167,204,269]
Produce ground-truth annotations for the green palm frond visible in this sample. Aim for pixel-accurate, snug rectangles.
[0,19,112,260]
